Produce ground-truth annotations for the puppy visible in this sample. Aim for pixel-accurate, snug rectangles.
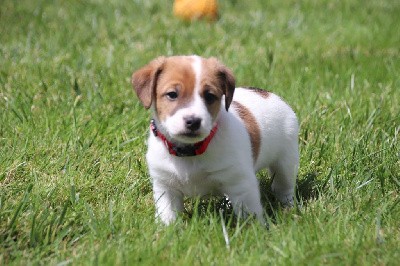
[132,55,299,225]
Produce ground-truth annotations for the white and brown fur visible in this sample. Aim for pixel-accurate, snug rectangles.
[132,55,299,225]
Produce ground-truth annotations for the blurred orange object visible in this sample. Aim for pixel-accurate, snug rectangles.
[173,0,218,21]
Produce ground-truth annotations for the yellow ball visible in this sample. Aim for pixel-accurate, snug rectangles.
[173,0,218,21]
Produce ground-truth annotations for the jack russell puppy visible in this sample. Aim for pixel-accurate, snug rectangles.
[132,55,299,225]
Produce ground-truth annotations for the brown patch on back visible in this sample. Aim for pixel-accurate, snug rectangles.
[232,101,261,163]
[244,86,270,98]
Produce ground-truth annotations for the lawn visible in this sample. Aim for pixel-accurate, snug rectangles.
[1,0,399,265]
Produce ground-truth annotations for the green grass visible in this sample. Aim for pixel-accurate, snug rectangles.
[1,0,399,264]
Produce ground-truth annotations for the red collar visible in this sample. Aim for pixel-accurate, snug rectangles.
[150,119,218,157]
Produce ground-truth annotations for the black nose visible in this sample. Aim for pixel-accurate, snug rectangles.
[184,116,202,131]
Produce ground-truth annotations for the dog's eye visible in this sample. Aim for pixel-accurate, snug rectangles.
[166,91,178,100]
[204,90,218,105]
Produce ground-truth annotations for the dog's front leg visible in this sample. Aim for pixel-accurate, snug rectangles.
[153,181,184,225]
[224,177,265,224]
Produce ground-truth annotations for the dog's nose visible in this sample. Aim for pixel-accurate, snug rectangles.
[184,116,202,131]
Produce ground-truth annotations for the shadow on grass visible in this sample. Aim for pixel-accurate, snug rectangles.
[183,171,323,227]
[259,171,322,216]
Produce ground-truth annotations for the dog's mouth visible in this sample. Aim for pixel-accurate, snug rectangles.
[170,130,206,144]
[181,131,201,138]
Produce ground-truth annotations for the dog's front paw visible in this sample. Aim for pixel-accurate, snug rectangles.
[273,192,295,208]
[156,210,178,225]
[153,183,184,225]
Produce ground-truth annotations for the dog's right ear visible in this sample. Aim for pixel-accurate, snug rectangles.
[132,57,166,109]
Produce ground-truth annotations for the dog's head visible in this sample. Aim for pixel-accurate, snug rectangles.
[132,56,235,144]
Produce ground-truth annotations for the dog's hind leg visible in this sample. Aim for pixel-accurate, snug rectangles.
[269,146,299,207]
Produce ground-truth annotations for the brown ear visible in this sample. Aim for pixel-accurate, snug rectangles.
[131,57,165,109]
[207,57,235,111]
[217,65,235,111]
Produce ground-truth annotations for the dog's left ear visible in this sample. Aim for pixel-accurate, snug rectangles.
[218,66,235,111]
[209,58,236,111]
[132,56,165,109]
